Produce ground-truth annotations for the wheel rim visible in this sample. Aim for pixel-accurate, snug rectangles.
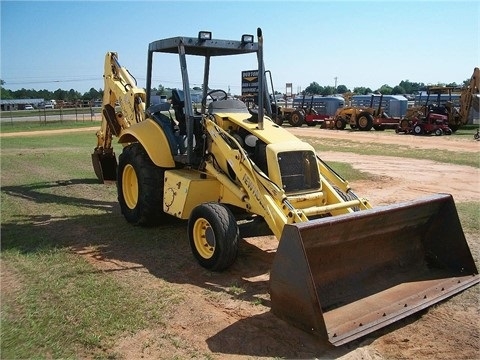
[358,116,368,128]
[193,218,215,259]
[291,114,299,124]
[122,164,138,209]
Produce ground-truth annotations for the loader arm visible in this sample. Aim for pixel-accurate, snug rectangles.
[204,118,306,238]
[203,117,367,237]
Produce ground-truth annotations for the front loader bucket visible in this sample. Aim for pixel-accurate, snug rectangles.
[91,151,117,183]
[270,194,479,346]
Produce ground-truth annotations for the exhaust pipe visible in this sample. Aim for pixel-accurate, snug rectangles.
[257,28,264,130]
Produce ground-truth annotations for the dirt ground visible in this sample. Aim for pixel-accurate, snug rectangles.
[3,127,479,359]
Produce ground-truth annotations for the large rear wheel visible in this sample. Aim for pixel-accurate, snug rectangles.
[288,110,305,127]
[357,112,373,131]
[188,203,239,271]
[117,143,168,226]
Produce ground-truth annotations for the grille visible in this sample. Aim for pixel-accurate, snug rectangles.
[277,151,320,193]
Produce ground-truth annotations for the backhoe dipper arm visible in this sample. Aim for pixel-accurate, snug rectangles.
[92,52,147,183]
[95,52,147,151]
[459,67,480,124]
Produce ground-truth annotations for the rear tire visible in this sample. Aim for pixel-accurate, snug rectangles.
[357,112,373,131]
[188,203,239,271]
[288,110,305,127]
[117,143,168,226]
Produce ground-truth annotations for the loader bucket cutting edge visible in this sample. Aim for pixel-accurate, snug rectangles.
[92,152,117,183]
[269,193,479,346]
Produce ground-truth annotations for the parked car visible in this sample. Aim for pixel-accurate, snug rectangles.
[24,104,34,110]
[38,101,56,109]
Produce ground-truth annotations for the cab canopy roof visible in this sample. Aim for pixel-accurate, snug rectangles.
[148,33,258,56]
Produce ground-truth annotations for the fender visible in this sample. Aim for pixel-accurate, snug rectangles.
[118,118,175,168]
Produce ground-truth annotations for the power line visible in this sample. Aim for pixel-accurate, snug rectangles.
[4,78,100,85]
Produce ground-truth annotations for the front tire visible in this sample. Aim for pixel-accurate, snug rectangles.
[117,143,167,226]
[335,116,346,130]
[188,203,239,271]
[413,125,423,135]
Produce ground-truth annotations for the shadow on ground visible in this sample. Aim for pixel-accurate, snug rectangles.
[2,178,417,358]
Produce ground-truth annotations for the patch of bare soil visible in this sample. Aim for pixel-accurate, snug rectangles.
[0,126,99,137]
[7,127,480,359]
[288,127,480,153]
[322,152,479,205]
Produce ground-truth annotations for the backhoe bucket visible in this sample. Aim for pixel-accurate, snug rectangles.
[270,193,479,346]
[92,151,117,183]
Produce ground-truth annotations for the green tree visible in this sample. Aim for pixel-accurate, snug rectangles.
[53,88,67,101]
[446,82,459,87]
[353,87,372,95]
[376,84,393,95]
[0,79,13,99]
[67,89,82,102]
[38,89,52,99]
[336,84,349,94]
[156,84,166,95]
[321,86,335,96]
[398,80,425,94]
[304,82,323,95]
[82,87,101,100]
[392,85,406,95]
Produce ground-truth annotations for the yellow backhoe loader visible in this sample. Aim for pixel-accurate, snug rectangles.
[91,28,479,346]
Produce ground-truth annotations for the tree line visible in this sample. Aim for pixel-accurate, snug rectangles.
[304,78,469,96]
[1,76,470,102]
[0,80,103,102]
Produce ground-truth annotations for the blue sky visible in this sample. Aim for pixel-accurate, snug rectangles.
[1,0,479,95]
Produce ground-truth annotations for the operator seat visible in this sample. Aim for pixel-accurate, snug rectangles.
[171,89,187,136]
[171,89,203,156]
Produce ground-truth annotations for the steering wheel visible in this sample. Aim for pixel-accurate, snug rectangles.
[201,89,228,108]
